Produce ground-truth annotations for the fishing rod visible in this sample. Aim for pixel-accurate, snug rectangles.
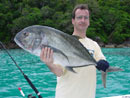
[0,41,43,98]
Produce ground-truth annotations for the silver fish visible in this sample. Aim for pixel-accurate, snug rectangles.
[14,25,123,88]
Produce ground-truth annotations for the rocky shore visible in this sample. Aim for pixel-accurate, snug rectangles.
[0,37,130,49]
[0,42,19,49]
[99,42,130,48]
[96,37,130,48]
[0,41,130,49]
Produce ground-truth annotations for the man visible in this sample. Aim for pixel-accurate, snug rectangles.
[40,4,109,98]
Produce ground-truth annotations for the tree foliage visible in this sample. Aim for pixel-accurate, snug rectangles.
[0,0,130,44]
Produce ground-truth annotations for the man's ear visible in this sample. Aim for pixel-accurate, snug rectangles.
[88,21,90,26]
[72,18,74,25]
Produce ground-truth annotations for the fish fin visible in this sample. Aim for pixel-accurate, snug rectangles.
[72,64,96,68]
[41,44,69,61]
[66,67,77,73]
[102,71,107,88]
[106,66,124,72]
[101,66,123,88]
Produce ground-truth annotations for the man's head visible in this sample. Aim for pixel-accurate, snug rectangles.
[72,4,90,33]
[72,4,89,19]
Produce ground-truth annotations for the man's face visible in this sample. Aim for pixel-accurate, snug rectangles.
[72,9,90,31]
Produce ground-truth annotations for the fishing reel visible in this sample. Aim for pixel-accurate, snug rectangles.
[28,94,36,98]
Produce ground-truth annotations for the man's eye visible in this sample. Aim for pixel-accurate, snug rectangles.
[76,16,89,20]
[84,16,89,19]
[76,16,82,19]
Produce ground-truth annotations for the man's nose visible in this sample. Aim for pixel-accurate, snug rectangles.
[81,17,86,22]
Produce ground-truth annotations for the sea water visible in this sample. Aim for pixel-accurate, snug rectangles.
[0,48,130,98]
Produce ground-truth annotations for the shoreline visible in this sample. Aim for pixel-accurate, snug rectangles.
[98,41,130,48]
[0,42,130,49]
[99,43,130,48]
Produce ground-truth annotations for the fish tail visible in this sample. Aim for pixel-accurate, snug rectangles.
[106,66,124,72]
[102,71,107,88]
[102,66,123,88]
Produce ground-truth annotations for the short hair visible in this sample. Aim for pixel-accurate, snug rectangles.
[72,4,89,19]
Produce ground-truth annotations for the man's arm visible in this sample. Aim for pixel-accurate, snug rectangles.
[40,47,63,77]
[94,42,109,72]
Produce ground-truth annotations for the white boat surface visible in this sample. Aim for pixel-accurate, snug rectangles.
[102,94,130,98]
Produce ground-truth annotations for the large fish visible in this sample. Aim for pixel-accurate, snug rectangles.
[14,25,123,88]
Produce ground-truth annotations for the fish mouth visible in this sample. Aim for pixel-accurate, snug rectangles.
[14,37,24,48]
[14,36,34,51]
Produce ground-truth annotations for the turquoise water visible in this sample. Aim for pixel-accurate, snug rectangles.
[0,48,130,98]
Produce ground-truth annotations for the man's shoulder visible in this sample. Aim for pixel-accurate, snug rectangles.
[85,37,97,44]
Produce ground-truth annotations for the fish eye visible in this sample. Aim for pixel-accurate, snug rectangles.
[23,32,29,37]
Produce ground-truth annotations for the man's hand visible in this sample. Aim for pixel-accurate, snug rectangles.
[96,60,109,72]
[40,47,63,77]
[40,47,54,67]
